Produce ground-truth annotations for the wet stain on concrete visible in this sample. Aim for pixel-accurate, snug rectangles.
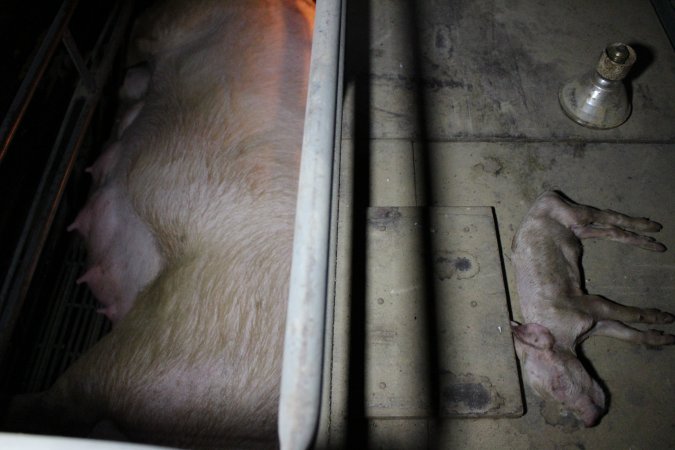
[368,207,403,231]
[445,382,491,410]
[441,372,506,415]
[435,250,480,280]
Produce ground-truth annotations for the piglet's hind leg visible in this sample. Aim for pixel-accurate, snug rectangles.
[583,294,675,325]
[592,209,661,232]
[571,224,666,252]
[591,320,675,347]
[553,193,665,233]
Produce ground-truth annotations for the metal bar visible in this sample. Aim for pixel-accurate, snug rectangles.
[651,0,675,50]
[278,1,345,449]
[0,0,134,362]
[27,251,73,391]
[90,0,122,66]
[62,29,97,92]
[316,0,348,445]
[0,0,79,164]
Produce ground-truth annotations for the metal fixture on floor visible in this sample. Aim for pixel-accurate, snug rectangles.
[558,42,636,129]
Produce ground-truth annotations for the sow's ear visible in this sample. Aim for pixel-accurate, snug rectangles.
[510,321,555,350]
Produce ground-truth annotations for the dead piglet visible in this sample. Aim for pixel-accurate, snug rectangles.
[510,190,674,426]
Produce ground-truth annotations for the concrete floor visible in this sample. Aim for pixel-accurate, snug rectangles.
[318,0,675,448]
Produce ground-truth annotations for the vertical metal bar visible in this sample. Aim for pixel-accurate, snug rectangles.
[651,0,675,50]
[0,0,79,164]
[278,1,345,449]
[316,0,347,445]
[62,29,97,92]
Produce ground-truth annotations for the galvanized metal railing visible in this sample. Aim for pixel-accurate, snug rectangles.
[278,0,346,448]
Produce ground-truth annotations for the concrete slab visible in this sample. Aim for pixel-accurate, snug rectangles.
[418,141,675,448]
[321,140,675,448]
[343,0,675,141]
[365,207,522,418]
[324,0,675,447]
[370,140,416,206]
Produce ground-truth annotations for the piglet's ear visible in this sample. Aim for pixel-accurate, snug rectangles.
[511,322,555,350]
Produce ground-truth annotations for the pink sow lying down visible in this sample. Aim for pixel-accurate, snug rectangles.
[4,1,314,448]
